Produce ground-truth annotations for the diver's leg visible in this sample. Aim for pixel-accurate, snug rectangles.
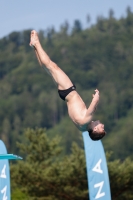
[30,30,73,90]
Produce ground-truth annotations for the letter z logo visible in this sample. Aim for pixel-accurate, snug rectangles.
[94,181,105,199]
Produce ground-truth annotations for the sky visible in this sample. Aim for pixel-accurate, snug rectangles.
[0,0,133,39]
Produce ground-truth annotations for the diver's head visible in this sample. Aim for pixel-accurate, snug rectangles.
[88,120,106,141]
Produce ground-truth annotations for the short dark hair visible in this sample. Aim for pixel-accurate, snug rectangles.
[88,129,106,141]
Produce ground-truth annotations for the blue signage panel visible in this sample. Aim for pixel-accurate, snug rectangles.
[0,154,22,160]
[82,131,111,200]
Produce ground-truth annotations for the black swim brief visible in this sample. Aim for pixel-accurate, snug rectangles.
[58,85,76,101]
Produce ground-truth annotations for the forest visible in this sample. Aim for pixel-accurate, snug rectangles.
[0,6,133,199]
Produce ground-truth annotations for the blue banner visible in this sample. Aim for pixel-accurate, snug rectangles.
[82,131,111,200]
[0,140,10,200]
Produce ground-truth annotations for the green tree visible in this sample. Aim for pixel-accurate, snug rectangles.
[11,128,88,200]
[10,128,133,200]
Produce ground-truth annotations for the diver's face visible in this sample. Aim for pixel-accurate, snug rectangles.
[91,120,105,133]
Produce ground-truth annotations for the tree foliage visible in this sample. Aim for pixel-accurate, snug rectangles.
[0,7,133,160]
[10,128,133,200]
[11,128,88,200]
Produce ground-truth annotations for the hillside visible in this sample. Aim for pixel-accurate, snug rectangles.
[0,9,133,159]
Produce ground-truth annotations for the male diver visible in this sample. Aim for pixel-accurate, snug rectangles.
[30,30,106,140]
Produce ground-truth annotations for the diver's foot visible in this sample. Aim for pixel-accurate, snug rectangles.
[29,30,40,48]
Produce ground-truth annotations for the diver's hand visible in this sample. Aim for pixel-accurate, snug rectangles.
[92,89,100,103]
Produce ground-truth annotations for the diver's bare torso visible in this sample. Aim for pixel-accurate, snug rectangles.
[65,90,92,131]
